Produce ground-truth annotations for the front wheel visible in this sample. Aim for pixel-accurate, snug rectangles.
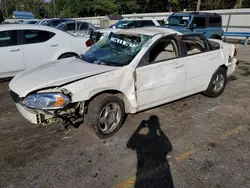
[203,67,227,98]
[84,94,125,139]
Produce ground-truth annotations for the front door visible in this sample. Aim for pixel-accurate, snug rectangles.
[0,30,25,78]
[191,16,208,37]
[135,36,186,110]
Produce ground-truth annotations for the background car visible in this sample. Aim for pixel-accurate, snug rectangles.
[86,18,162,46]
[56,20,97,36]
[37,18,71,27]
[161,12,223,39]
[0,24,89,78]
[23,19,40,24]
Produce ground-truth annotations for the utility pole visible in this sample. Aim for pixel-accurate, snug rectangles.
[196,0,201,11]
[53,0,56,17]
[4,0,8,18]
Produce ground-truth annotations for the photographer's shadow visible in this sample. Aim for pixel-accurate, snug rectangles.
[127,115,174,188]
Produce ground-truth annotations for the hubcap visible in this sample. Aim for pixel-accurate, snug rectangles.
[213,74,225,93]
[98,102,122,134]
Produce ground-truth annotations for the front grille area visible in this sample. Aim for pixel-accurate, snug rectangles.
[9,90,20,103]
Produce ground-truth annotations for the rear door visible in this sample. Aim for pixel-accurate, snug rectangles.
[0,30,25,78]
[207,15,223,38]
[180,34,222,93]
[20,29,57,69]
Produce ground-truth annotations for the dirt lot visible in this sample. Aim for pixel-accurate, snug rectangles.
[1,44,250,188]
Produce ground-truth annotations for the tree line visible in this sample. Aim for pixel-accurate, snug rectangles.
[0,0,249,18]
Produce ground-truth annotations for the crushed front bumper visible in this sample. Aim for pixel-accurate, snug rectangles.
[16,103,55,124]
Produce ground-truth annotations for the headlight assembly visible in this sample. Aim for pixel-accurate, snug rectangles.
[22,93,71,110]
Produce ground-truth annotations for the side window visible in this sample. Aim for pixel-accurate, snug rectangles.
[23,30,55,44]
[141,20,155,27]
[49,20,62,27]
[208,16,221,27]
[0,30,18,47]
[181,35,207,55]
[192,17,206,28]
[62,23,75,31]
[128,21,141,28]
[79,23,88,30]
[138,38,178,67]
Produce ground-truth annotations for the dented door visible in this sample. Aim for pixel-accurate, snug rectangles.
[135,58,186,110]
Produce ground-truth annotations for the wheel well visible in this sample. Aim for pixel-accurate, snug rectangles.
[85,90,131,113]
[211,35,222,40]
[58,52,78,60]
[219,65,228,72]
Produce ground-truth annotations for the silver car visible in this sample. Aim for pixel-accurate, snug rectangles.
[56,20,97,36]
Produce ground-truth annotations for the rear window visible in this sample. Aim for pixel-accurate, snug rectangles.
[208,16,222,27]
[23,30,55,44]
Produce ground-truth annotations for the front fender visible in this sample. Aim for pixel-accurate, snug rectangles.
[62,66,138,113]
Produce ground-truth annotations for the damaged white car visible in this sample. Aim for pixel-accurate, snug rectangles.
[9,27,238,139]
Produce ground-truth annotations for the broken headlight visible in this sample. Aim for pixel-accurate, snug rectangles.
[22,93,71,110]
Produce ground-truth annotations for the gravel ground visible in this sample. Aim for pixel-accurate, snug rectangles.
[0,44,250,188]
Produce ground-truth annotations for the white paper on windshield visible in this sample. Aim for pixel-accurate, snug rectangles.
[110,37,138,48]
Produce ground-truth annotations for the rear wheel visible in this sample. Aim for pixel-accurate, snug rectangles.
[84,94,125,139]
[203,67,227,98]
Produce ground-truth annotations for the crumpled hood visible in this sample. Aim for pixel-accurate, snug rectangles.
[9,57,119,97]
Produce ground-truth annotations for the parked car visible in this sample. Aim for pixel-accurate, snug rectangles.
[109,18,162,29]
[56,20,97,36]
[86,18,162,46]
[161,12,223,39]
[16,19,26,24]
[9,27,237,139]
[0,24,89,78]
[37,18,71,27]
[23,19,40,24]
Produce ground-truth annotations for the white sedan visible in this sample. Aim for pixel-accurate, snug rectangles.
[0,24,89,78]
[9,27,237,139]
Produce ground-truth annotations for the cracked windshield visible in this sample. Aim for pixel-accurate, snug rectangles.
[82,32,152,66]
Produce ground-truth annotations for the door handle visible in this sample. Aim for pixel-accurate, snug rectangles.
[50,44,58,47]
[10,49,20,52]
[173,63,184,69]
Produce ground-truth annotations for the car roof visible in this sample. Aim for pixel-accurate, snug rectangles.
[117,26,182,36]
[121,18,158,21]
[59,20,87,24]
[0,24,61,33]
[172,12,221,17]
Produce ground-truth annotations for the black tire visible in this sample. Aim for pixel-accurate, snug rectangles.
[203,67,227,98]
[58,53,77,59]
[84,94,125,139]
